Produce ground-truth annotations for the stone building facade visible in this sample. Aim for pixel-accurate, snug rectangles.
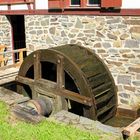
[0,16,11,47]
[0,15,140,108]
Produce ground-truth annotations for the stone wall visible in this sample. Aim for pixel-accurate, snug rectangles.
[0,16,12,66]
[0,16,11,47]
[25,15,140,107]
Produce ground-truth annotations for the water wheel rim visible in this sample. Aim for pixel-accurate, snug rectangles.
[17,44,117,122]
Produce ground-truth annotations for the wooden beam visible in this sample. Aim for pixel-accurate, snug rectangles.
[0,9,140,16]
[0,0,34,5]
[59,89,93,106]
[34,51,41,80]
[16,75,34,86]
[16,76,93,106]
[122,117,140,136]
[117,107,138,119]
[57,55,64,89]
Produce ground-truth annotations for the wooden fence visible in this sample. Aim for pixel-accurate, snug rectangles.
[0,45,27,68]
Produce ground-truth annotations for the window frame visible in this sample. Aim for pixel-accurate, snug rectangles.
[65,0,100,8]
[87,0,100,7]
[70,0,81,7]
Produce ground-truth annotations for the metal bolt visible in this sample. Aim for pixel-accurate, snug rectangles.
[84,100,87,103]
[33,54,36,58]
[57,59,61,64]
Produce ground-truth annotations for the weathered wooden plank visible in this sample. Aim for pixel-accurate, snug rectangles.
[96,91,113,105]
[93,82,112,97]
[16,75,34,86]
[88,73,107,87]
[117,107,138,119]
[99,107,116,123]
[122,117,140,136]
[12,105,45,123]
[59,89,93,106]
[0,76,16,85]
[97,103,116,117]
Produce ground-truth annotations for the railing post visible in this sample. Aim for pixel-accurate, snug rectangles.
[19,49,24,64]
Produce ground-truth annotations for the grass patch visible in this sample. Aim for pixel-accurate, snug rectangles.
[0,101,99,140]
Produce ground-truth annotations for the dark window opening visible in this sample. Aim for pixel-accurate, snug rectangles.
[7,15,26,62]
[71,0,80,5]
[41,61,57,82]
[65,71,84,116]
[25,65,34,79]
[88,0,100,5]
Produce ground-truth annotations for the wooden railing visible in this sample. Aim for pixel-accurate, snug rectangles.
[0,47,27,68]
[0,0,34,5]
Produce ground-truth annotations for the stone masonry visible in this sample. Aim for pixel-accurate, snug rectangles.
[0,16,13,65]
[24,15,140,108]
[0,16,11,47]
[0,15,140,109]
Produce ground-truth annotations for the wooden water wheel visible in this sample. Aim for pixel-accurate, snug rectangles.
[16,44,117,123]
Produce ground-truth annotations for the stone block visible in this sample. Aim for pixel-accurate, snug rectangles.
[124,39,139,48]
[84,29,95,34]
[122,54,135,58]
[117,85,124,92]
[136,74,140,80]
[108,49,118,54]
[96,25,103,30]
[61,31,66,37]
[119,93,130,99]
[102,42,112,48]
[41,19,49,26]
[137,54,140,58]
[106,60,122,66]
[124,20,140,25]
[130,26,140,33]
[131,33,140,40]
[75,18,83,29]
[46,36,53,44]
[117,75,131,85]
[124,86,136,92]
[107,33,117,40]
[96,31,105,38]
[107,19,121,24]
[118,24,127,28]
[120,99,129,105]
[68,33,76,38]
[49,27,56,35]
[77,33,84,37]
[119,49,131,54]
[120,34,129,40]
[113,40,122,48]
[94,43,102,48]
[133,81,140,86]
[129,67,140,73]
[97,49,106,53]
